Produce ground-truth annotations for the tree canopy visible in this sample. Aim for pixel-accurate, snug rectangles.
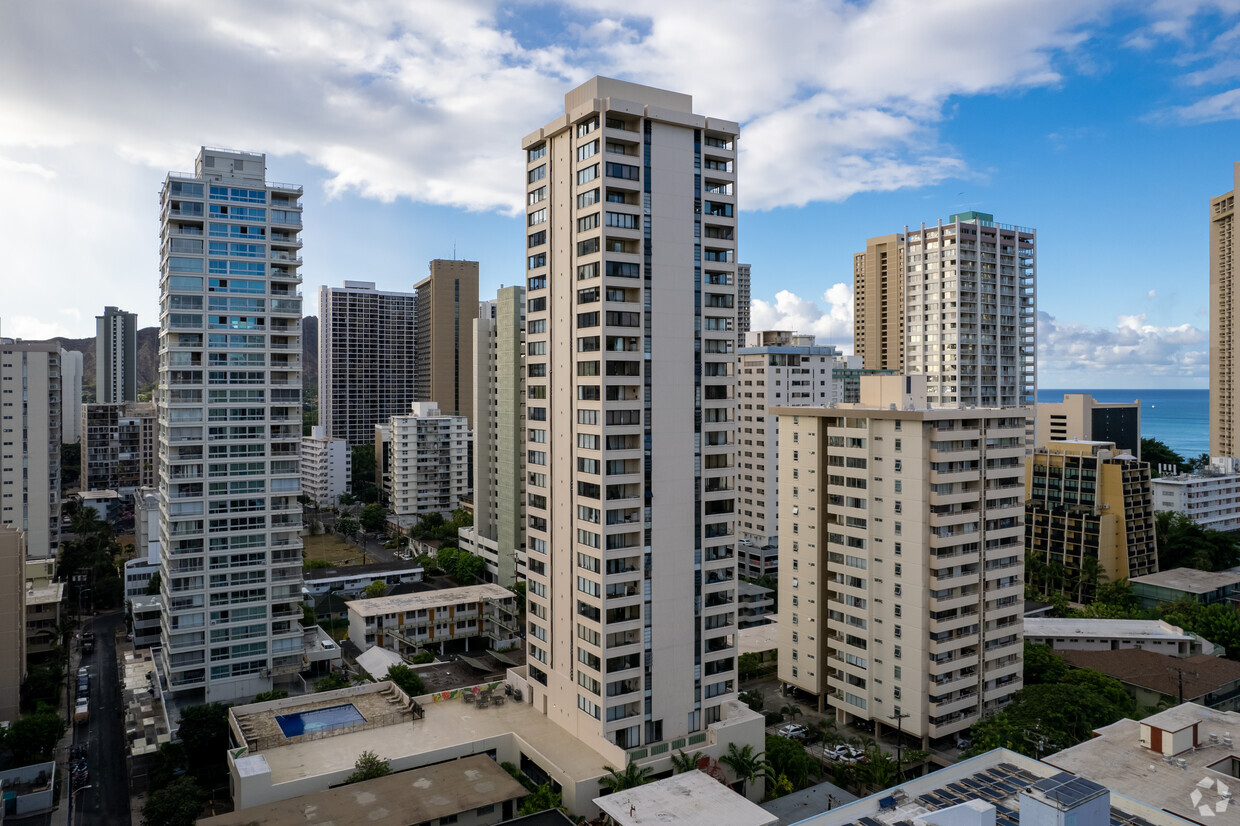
[359,503,387,533]
[177,702,231,783]
[142,776,206,826]
[1155,511,1240,572]
[386,664,426,697]
[345,750,392,784]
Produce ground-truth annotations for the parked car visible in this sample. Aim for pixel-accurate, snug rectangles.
[827,744,866,763]
[777,723,809,741]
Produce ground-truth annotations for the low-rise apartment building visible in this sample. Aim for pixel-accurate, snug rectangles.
[346,583,519,656]
[1152,463,1240,533]
[1024,618,1214,657]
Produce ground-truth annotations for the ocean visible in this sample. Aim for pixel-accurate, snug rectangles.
[1037,388,1209,460]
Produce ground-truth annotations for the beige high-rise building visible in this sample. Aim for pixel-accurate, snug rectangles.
[1026,441,1157,588]
[1211,163,1239,458]
[853,233,906,371]
[0,337,61,558]
[413,260,479,426]
[0,527,26,723]
[1036,393,1141,457]
[459,287,526,587]
[775,375,1025,745]
[520,77,762,769]
[853,214,1037,412]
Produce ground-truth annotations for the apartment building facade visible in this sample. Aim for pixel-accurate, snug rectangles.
[775,376,1025,745]
[1211,162,1239,458]
[0,338,61,558]
[413,260,479,425]
[60,348,82,444]
[1036,394,1141,458]
[854,214,1037,412]
[156,147,306,702]
[520,77,746,753]
[83,400,156,495]
[1026,441,1157,586]
[382,402,470,520]
[459,286,526,587]
[96,305,138,403]
[1153,465,1240,532]
[301,426,351,508]
[318,280,417,448]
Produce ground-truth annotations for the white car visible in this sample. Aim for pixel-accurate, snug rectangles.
[828,744,865,763]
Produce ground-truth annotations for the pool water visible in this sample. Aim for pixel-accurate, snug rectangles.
[276,703,365,738]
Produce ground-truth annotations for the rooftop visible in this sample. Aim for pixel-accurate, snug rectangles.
[1058,649,1240,698]
[231,681,416,754]
[1023,618,1195,641]
[1129,567,1240,594]
[346,582,514,617]
[200,754,525,826]
[303,559,424,583]
[788,748,1192,826]
[739,613,779,656]
[595,769,778,826]
[1046,705,1240,823]
[25,581,63,606]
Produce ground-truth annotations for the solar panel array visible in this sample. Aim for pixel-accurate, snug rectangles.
[833,761,1161,826]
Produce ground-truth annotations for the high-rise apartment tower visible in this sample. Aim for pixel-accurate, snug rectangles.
[96,305,138,403]
[1211,163,1239,458]
[0,336,61,558]
[156,147,305,701]
[460,286,526,587]
[775,375,1026,743]
[521,77,746,751]
[853,214,1037,410]
[318,281,418,447]
[413,260,478,426]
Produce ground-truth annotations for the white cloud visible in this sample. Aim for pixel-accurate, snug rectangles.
[1037,311,1208,378]
[750,285,854,349]
[2,316,74,341]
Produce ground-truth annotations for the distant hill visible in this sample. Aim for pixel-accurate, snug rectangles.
[34,315,319,398]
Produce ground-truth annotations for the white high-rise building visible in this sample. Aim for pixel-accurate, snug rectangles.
[318,281,417,448]
[737,331,874,576]
[96,305,138,403]
[302,426,351,508]
[775,375,1026,744]
[383,402,470,521]
[854,212,1037,412]
[156,147,306,702]
[459,286,526,587]
[0,337,61,558]
[521,77,760,759]
[60,348,83,444]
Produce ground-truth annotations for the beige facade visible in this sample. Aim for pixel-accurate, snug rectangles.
[521,76,757,760]
[1026,440,1157,586]
[0,527,26,722]
[853,233,906,371]
[1211,163,1239,458]
[775,376,1025,743]
[0,338,61,558]
[461,286,526,587]
[413,259,479,425]
[1036,393,1141,456]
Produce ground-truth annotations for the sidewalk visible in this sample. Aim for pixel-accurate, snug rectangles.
[51,618,87,826]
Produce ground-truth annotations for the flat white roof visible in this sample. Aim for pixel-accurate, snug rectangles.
[26,582,63,605]
[346,583,514,617]
[595,770,777,826]
[1024,618,1192,641]
[739,614,779,656]
[1130,567,1240,593]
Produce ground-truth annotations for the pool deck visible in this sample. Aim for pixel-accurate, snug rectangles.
[234,686,412,752]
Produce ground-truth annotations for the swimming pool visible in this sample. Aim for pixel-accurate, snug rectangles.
[276,703,365,738]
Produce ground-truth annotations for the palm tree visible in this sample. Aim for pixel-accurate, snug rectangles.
[599,762,654,794]
[719,742,769,796]
[780,702,802,722]
[669,749,704,774]
[810,718,838,769]
[1078,556,1106,602]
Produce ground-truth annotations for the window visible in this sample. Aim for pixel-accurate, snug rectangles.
[605,162,640,180]
[578,237,600,256]
[578,164,599,185]
[528,164,546,183]
[528,186,546,204]
[579,212,600,232]
[528,143,546,162]
[578,189,600,208]
[577,116,598,137]
[606,211,639,229]
[528,208,546,226]
[577,140,599,161]
[528,230,547,247]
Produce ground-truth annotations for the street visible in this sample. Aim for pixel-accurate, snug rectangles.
[72,610,130,826]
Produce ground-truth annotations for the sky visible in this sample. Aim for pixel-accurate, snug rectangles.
[2,1,1239,389]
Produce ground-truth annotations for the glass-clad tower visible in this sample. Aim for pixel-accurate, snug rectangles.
[156,147,305,701]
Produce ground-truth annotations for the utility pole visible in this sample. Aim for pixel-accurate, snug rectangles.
[892,711,911,776]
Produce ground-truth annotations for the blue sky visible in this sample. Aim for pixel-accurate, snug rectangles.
[2,1,1239,389]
